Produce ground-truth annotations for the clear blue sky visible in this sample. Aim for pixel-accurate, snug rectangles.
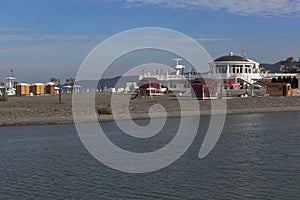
[1,0,300,82]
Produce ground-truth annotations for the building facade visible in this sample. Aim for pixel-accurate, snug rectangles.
[209,52,263,86]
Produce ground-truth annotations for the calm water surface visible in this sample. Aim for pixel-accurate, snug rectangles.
[0,112,299,199]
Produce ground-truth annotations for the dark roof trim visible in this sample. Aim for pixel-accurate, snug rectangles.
[214,55,247,62]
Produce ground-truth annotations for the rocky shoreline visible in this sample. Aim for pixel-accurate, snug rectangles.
[0,94,300,127]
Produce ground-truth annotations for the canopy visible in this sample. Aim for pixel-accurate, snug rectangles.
[225,82,241,87]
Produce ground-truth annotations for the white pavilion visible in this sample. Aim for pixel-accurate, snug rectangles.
[209,52,263,86]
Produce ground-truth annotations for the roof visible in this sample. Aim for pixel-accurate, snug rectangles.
[192,78,217,84]
[17,83,30,86]
[140,77,160,83]
[5,77,16,80]
[31,83,45,86]
[266,83,291,86]
[214,55,247,62]
[46,82,55,86]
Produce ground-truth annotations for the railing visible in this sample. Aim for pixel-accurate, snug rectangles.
[265,73,298,78]
[139,74,187,81]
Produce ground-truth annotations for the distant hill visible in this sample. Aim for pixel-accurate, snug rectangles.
[98,76,139,91]
[261,61,282,73]
[75,76,139,91]
[261,60,300,73]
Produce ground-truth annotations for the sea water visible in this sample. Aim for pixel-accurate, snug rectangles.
[0,112,299,199]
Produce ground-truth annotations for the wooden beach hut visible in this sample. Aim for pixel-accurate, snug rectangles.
[266,83,291,97]
[46,82,55,95]
[31,83,45,95]
[16,83,30,97]
[191,78,218,99]
[139,77,161,96]
[139,77,161,90]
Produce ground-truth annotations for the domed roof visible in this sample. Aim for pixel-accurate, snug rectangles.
[214,53,247,62]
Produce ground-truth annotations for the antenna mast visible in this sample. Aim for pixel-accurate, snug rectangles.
[242,50,247,60]
[173,58,182,66]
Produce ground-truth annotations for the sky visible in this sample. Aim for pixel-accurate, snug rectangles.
[0,0,300,82]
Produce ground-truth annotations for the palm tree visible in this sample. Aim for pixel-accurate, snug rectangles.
[50,77,62,103]
[50,77,58,83]
[259,67,266,73]
[65,78,75,93]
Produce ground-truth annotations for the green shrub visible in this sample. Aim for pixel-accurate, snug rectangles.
[97,107,112,115]
[0,95,7,102]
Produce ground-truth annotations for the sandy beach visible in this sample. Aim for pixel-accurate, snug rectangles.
[0,93,300,127]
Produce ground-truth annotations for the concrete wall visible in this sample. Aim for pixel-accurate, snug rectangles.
[225,89,266,97]
[266,84,291,97]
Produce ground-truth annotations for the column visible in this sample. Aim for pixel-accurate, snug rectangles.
[226,65,230,79]
[298,74,300,90]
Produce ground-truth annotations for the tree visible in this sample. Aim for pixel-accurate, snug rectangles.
[285,57,294,63]
[50,77,58,83]
[271,78,277,83]
[282,76,287,83]
[292,77,298,88]
[260,67,266,73]
[287,76,292,84]
[288,67,298,73]
[277,77,282,83]
[65,77,75,93]
[50,77,62,104]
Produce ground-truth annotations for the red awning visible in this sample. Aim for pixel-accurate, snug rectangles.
[225,82,241,87]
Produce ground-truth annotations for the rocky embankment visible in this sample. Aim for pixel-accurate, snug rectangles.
[0,94,300,127]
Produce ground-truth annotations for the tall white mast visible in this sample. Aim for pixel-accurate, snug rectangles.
[173,58,185,76]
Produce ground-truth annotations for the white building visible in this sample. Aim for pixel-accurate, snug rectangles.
[138,54,267,91]
[0,85,4,96]
[209,52,263,86]
[5,77,16,96]
[139,59,195,91]
[125,82,138,92]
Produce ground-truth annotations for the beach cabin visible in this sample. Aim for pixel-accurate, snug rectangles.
[139,77,161,89]
[191,78,218,99]
[62,85,72,93]
[46,82,55,95]
[266,83,291,97]
[139,77,161,96]
[16,83,30,97]
[31,83,45,95]
[73,85,82,94]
